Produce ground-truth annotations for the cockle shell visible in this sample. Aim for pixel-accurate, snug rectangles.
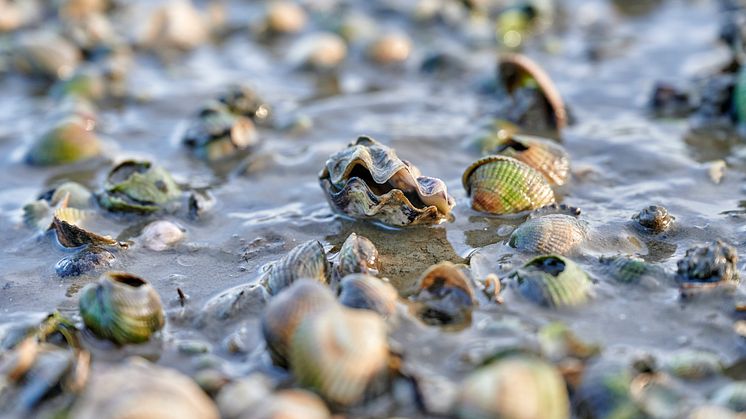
[338,274,398,319]
[78,272,164,344]
[412,261,476,326]
[71,357,219,419]
[456,355,570,419]
[264,240,331,296]
[509,214,588,255]
[25,117,101,166]
[261,280,337,368]
[510,255,591,308]
[98,160,182,213]
[289,307,389,406]
[489,134,570,185]
[334,232,380,281]
[462,155,555,215]
[183,102,258,161]
[320,136,454,226]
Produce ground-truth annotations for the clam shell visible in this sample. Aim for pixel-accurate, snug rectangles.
[676,240,739,285]
[183,102,258,161]
[55,246,115,278]
[509,214,588,255]
[261,279,337,368]
[265,240,331,296]
[457,355,570,419]
[334,232,380,280]
[510,255,591,308]
[289,307,389,406]
[25,118,101,166]
[412,262,476,326]
[78,272,164,344]
[338,274,398,319]
[140,220,185,251]
[52,206,119,248]
[71,357,219,419]
[98,160,182,213]
[462,155,555,215]
[490,134,570,185]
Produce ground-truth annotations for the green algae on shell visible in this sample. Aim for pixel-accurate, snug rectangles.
[509,214,589,255]
[510,255,592,308]
[78,272,164,345]
[25,117,101,166]
[98,160,182,213]
[462,155,555,215]
[264,240,331,296]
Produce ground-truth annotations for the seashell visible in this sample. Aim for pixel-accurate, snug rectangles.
[509,214,588,255]
[25,117,101,166]
[367,33,412,65]
[71,357,219,419]
[456,355,570,419]
[498,53,567,135]
[598,255,664,284]
[217,84,272,124]
[261,279,337,368]
[412,262,476,326]
[24,181,93,231]
[676,240,739,286]
[13,30,81,79]
[52,205,121,248]
[252,389,331,419]
[216,374,274,419]
[78,272,164,345]
[712,381,746,412]
[574,360,641,419]
[98,160,182,213]
[488,134,570,185]
[55,246,115,278]
[538,322,600,361]
[58,0,108,19]
[629,373,692,418]
[528,203,581,218]
[264,1,307,35]
[510,255,592,308]
[0,1,40,33]
[265,240,331,296]
[320,136,454,227]
[334,232,380,280]
[632,205,674,234]
[198,282,267,325]
[663,349,722,380]
[338,274,398,319]
[290,307,389,407]
[61,12,119,53]
[288,32,347,71]
[138,0,209,51]
[462,155,555,215]
[183,102,258,161]
[140,220,185,251]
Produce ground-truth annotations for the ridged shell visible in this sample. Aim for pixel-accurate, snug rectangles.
[265,241,330,296]
[456,355,570,419]
[632,205,674,234]
[676,240,739,285]
[261,280,337,368]
[462,156,555,215]
[509,214,588,255]
[510,255,591,308]
[78,272,164,344]
[71,358,219,419]
[599,255,662,284]
[490,135,570,185]
[183,102,258,161]
[251,390,330,419]
[52,206,120,248]
[335,232,380,280]
[338,274,398,319]
[289,307,389,406]
[412,262,476,326]
[663,350,722,380]
[320,136,454,226]
[712,382,746,412]
[55,246,115,278]
[25,118,101,166]
[98,160,182,213]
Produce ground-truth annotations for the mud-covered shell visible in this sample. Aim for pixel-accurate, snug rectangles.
[52,206,120,248]
[632,205,674,234]
[261,280,337,368]
[25,118,101,166]
[462,156,555,215]
[78,272,164,344]
[510,255,592,308]
[509,214,588,255]
[265,241,331,296]
[55,246,115,278]
[676,240,739,285]
[289,307,389,406]
[663,350,722,380]
[253,389,331,419]
[599,255,664,284]
[456,355,570,419]
[70,358,219,419]
[412,262,476,325]
[335,232,380,280]
[490,135,570,185]
[338,274,398,319]
[183,102,258,161]
[98,160,182,213]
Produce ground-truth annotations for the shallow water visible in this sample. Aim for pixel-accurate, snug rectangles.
[1,0,745,417]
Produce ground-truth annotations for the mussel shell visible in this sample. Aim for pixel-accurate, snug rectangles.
[98,160,182,213]
[52,206,119,248]
[510,255,591,308]
[338,274,398,319]
[509,214,588,255]
[632,205,674,234]
[261,279,337,368]
[265,240,330,296]
[78,272,164,344]
[289,307,389,407]
[462,155,555,215]
[25,118,101,166]
[183,102,259,161]
[490,135,570,185]
[55,246,115,278]
[676,240,739,285]
[70,357,219,419]
[456,355,570,419]
[335,232,380,280]
[412,262,476,326]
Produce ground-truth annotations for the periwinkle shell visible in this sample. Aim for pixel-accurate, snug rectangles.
[78,272,164,345]
[264,240,331,296]
[509,214,588,255]
[510,255,592,308]
[98,160,182,213]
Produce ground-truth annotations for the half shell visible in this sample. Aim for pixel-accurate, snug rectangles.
[509,214,588,255]
[52,206,120,248]
[265,240,331,296]
[510,255,592,308]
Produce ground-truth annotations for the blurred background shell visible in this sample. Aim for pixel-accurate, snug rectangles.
[98,160,182,213]
[250,389,330,419]
[338,273,398,319]
[411,261,476,326]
